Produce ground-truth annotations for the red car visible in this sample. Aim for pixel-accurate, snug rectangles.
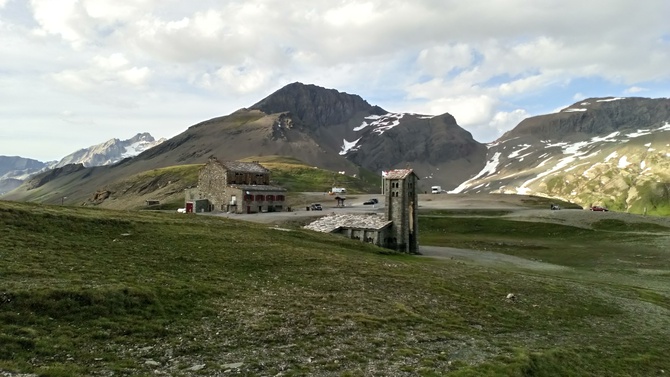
[590,206,609,212]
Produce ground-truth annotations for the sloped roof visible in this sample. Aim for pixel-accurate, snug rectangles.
[304,213,392,233]
[220,161,269,173]
[229,184,286,192]
[383,169,417,180]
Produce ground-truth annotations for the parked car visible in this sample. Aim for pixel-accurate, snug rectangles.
[363,198,379,205]
[590,206,609,212]
[310,203,323,211]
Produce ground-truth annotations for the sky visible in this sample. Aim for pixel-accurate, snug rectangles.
[1,0,669,162]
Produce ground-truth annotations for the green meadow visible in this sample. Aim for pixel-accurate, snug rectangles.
[1,201,668,376]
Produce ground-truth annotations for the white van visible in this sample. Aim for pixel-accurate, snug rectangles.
[431,186,442,194]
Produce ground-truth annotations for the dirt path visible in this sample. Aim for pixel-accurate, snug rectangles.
[419,245,569,271]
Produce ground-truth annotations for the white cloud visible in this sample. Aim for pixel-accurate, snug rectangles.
[488,109,530,137]
[2,0,670,161]
[29,0,85,46]
[119,66,151,86]
[416,44,474,77]
[93,53,129,70]
[215,64,270,94]
[625,86,647,94]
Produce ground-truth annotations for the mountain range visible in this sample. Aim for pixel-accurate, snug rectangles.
[3,83,669,215]
[451,98,670,214]
[0,133,164,194]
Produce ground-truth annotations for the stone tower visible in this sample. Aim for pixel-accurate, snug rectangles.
[383,169,419,254]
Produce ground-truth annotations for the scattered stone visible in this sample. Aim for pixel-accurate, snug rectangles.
[94,358,103,361]
[506,293,516,300]
[222,362,243,369]
[145,360,160,366]
[188,364,206,371]
[121,233,131,237]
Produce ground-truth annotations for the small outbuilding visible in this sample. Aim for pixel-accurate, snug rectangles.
[305,168,419,253]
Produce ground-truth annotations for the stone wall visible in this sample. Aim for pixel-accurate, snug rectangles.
[226,187,287,214]
[197,161,228,210]
[384,173,419,253]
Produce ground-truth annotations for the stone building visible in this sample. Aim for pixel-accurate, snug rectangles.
[304,168,419,253]
[304,213,393,248]
[185,157,286,214]
[384,169,419,253]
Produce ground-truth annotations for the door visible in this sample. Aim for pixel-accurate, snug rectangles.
[185,202,194,213]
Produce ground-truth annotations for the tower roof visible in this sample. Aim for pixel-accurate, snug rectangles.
[383,169,417,180]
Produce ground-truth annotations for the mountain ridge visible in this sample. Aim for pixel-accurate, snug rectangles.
[0,133,165,195]
[3,85,670,215]
[453,97,670,214]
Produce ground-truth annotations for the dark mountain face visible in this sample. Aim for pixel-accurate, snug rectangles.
[250,82,386,128]
[500,97,670,142]
[345,113,487,186]
[135,83,487,190]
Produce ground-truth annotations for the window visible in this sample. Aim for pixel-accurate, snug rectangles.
[266,195,275,201]
[255,194,265,201]
[276,195,285,201]
[244,194,253,201]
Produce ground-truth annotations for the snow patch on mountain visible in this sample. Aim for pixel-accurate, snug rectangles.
[339,137,362,155]
[449,152,501,193]
[55,133,165,168]
[618,156,631,168]
[604,151,618,162]
[508,144,532,159]
[354,113,404,134]
[592,131,620,142]
[626,129,652,138]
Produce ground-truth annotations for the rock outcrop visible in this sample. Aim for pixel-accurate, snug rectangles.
[250,82,386,128]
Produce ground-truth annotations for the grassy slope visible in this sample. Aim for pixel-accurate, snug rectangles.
[1,201,669,376]
[92,156,379,210]
[242,155,380,194]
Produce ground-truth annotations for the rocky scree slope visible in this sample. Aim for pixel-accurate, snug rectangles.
[452,97,670,215]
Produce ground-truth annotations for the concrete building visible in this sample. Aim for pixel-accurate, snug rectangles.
[305,168,419,253]
[185,157,286,214]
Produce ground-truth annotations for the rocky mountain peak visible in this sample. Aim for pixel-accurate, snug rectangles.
[55,133,165,168]
[250,82,386,127]
[499,97,670,142]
